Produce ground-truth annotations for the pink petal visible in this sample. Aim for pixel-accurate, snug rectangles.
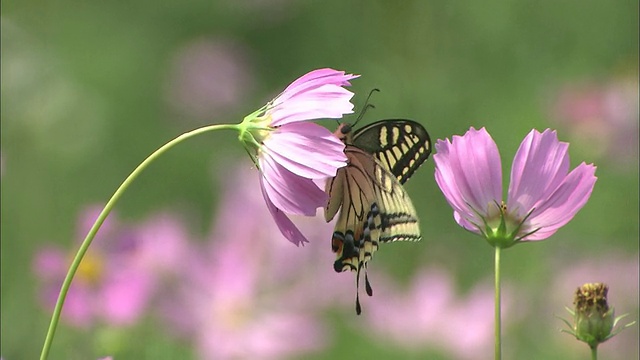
[434,128,503,228]
[252,313,326,357]
[270,85,356,126]
[33,246,67,279]
[278,68,358,103]
[135,213,189,271]
[522,162,597,240]
[209,239,260,299]
[62,285,95,328]
[263,122,347,179]
[264,69,358,127]
[101,269,154,326]
[259,155,328,216]
[508,129,570,215]
[453,211,480,233]
[259,177,309,245]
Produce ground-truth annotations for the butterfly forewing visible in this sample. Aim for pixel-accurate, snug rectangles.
[352,119,432,184]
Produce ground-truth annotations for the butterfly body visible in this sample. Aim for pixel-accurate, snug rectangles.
[324,119,431,314]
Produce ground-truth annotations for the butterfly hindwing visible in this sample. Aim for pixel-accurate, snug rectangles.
[324,119,431,314]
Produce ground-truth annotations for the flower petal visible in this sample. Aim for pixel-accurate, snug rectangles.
[263,122,347,179]
[279,68,358,103]
[434,127,503,228]
[270,86,356,126]
[259,155,328,216]
[522,162,597,240]
[101,268,154,326]
[259,177,309,246]
[453,211,482,234]
[267,69,358,127]
[507,129,570,215]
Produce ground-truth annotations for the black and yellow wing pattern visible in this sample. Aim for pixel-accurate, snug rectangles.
[324,119,432,314]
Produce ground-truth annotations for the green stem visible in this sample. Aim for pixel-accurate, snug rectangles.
[39,123,239,360]
[494,246,502,360]
[590,345,598,360]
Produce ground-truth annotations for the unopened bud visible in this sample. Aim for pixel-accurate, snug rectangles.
[573,283,614,348]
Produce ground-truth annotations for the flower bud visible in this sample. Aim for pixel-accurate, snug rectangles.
[572,283,614,348]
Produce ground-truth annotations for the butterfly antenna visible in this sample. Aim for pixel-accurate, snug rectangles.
[353,88,381,127]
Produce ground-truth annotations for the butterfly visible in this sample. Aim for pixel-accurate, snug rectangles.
[324,118,432,314]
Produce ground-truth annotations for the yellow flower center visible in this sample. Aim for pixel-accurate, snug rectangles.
[484,201,519,227]
[73,251,104,285]
[480,201,532,247]
[212,298,252,330]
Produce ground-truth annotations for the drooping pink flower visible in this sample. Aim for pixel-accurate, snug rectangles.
[434,127,597,247]
[32,207,190,328]
[238,68,357,245]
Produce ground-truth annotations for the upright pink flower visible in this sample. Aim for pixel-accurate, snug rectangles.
[238,68,357,245]
[434,127,597,247]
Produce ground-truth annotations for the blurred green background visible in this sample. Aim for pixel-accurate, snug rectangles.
[2,1,638,359]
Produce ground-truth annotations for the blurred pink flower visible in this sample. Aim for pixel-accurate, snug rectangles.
[163,166,353,359]
[239,68,357,245]
[550,78,639,165]
[33,207,190,328]
[434,127,597,246]
[551,254,639,360]
[213,167,354,310]
[363,268,507,360]
[166,38,254,123]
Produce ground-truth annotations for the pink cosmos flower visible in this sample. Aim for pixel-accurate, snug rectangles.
[550,78,639,166]
[434,128,597,246]
[33,206,190,328]
[165,38,254,123]
[238,68,357,245]
[165,236,328,360]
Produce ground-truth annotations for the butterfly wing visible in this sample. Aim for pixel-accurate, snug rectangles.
[324,145,422,314]
[324,119,431,314]
[352,119,432,184]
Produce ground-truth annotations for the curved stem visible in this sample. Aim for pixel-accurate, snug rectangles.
[39,123,239,360]
[494,246,502,360]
